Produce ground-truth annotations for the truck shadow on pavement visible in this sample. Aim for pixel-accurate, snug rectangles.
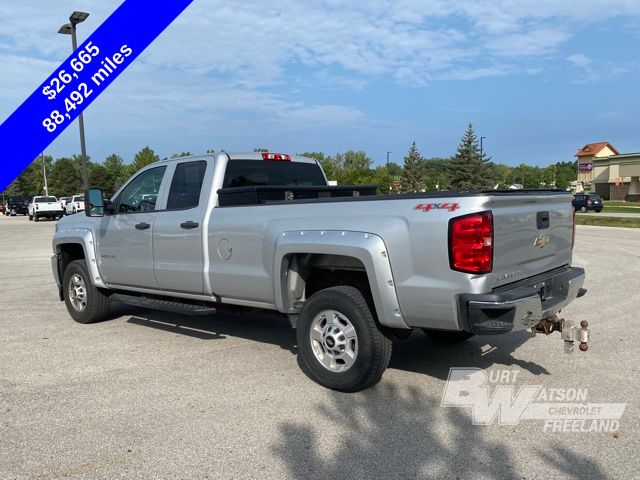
[116,303,298,354]
[116,302,548,378]
[272,384,608,480]
[389,330,550,380]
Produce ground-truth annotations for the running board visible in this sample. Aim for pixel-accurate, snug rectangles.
[111,293,217,316]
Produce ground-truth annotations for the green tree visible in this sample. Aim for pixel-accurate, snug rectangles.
[48,157,83,196]
[171,151,192,158]
[374,162,402,193]
[338,151,375,185]
[102,154,129,195]
[129,146,159,175]
[421,157,450,190]
[401,141,424,192]
[89,163,108,190]
[5,156,52,197]
[449,123,493,190]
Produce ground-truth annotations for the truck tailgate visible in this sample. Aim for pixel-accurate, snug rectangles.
[491,193,573,288]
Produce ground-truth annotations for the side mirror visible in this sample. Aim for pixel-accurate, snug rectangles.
[85,188,105,217]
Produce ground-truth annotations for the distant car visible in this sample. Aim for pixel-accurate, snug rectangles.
[65,195,85,215]
[28,196,63,221]
[6,196,28,216]
[572,194,603,213]
[0,203,5,215]
[59,197,71,214]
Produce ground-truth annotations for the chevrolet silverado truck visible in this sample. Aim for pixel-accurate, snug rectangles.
[51,152,587,391]
[29,196,64,221]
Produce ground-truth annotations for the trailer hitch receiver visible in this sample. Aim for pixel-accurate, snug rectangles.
[531,316,590,353]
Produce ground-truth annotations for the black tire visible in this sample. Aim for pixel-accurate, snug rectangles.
[580,206,587,213]
[28,214,33,221]
[422,328,474,343]
[595,208,602,213]
[62,259,111,324]
[296,286,392,392]
[34,214,39,222]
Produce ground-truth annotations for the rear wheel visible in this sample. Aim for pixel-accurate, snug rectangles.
[580,206,587,213]
[34,214,39,222]
[63,259,111,324]
[296,286,392,392]
[422,328,474,343]
[28,214,33,221]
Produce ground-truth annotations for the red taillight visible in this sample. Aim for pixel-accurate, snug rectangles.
[35,204,39,210]
[449,211,493,274]
[262,152,291,161]
[77,203,80,208]
[587,200,592,205]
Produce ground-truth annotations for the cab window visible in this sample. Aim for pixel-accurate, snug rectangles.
[116,166,166,213]
[166,161,207,210]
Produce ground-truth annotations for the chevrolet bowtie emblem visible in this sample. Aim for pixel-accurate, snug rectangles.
[534,234,551,248]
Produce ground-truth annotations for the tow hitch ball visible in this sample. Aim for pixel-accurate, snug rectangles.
[531,316,590,353]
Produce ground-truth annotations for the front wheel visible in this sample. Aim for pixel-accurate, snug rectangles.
[62,259,111,324]
[296,286,392,392]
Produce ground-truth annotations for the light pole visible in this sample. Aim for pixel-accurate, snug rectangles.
[480,136,486,158]
[42,153,49,196]
[59,11,90,191]
[386,151,392,192]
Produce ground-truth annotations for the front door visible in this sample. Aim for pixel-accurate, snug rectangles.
[97,165,168,288]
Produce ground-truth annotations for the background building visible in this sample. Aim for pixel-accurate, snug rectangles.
[574,142,640,201]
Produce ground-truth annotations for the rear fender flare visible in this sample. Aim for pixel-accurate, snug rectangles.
[274,230,408,329]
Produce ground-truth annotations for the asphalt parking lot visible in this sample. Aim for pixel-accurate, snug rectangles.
[1,214,638,479]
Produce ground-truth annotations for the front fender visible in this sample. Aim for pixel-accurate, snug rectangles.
[274,230,409,329]
[52,227,106,289]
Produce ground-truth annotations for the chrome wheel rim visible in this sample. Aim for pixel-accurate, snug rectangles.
[310,309,358,372]
[68,273,87,312]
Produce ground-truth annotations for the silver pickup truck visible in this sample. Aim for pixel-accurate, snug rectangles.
[51,152,587,391]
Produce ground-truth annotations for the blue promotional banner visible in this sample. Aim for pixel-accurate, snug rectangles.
[0,0,193,192]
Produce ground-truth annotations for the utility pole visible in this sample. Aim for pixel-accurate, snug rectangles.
[42,153,49,196]
[480,136,486,157]
[59,11,90,190]
[386,151,391,192]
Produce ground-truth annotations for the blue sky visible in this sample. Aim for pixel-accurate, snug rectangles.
[1,0,639,167]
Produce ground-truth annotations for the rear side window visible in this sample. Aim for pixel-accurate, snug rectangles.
[166,161,208,210]
[223,160,326,188]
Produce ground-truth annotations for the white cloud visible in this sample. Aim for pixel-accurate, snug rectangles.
[568,53,592,68]
[1,0,639,161]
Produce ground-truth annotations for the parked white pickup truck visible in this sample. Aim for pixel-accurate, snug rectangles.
[65,195,85,215]
[29,196,63,221]
[51,152,587,391]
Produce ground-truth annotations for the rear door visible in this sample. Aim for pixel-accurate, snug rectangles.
[491,193,574,287]
[153,159,211,293]
[96,165,168,288]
